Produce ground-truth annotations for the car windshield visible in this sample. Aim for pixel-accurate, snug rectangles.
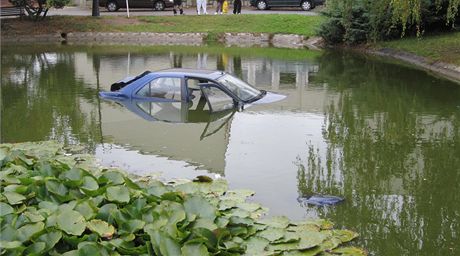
[217,74,262,102]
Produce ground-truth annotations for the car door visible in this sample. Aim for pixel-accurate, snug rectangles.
[199,83,236,113]
[129,0,151,8]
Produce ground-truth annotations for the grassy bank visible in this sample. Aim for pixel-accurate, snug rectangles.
[1,14,324,37]
[377,31,460,66]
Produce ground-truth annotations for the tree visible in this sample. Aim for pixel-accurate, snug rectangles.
[319,0,460,44]
[10,0,70,19]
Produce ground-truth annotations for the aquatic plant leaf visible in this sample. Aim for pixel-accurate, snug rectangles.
[24,242,46,255]
[4,184,28,194]
[105,186,130,203]
[3,191,26,205]
[120,219,145,233]
[287,223,320,233]
[78,242,106,256]
[258,216,290,229]
[147,229,181,256]
[36,231,62,251]
[296,231,329,250]
[100,171,125,185]
[193,218,218,231]
[181,243,210,256]
[271,231,300,244]
[229,216,254,226]
[257,227,286,242]
[0,240,23,249]
[244,236,270,255]
[184,195,217,221]
[222,189,255,203]
[332,230,359,243]
[23,208,45,222]
[146,180,169,197]
[81,176,99,192]
[38,201,58,211]
[237,202,262,212]
[46,180,69,197]
[96,203,118,222]
[87,219,116,238]
[60,168,85,185]
[57,209,86,236]
[192,228,218,249]
[17,222,45,242]
[75,201,96,220]
[0,202,15,216]
[61,250,79,256]
[332,246,367,255]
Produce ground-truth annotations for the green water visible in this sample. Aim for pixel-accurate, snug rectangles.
[1,44,459,255]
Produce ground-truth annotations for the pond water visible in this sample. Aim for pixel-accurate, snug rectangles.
[1,44,460,255]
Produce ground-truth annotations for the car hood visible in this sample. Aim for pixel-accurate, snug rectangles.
[252,91,286,104]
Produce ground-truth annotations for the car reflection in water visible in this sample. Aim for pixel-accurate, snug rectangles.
[110,98,236,140]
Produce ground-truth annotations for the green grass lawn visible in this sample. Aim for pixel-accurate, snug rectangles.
[378,31,460,66]
[1,15,324,38]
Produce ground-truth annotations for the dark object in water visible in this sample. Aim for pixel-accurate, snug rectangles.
[297,195,344,206]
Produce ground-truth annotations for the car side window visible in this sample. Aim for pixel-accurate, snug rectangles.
[201,85,235,112]
[136,77,181,100]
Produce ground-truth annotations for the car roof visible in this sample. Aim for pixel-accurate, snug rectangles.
[155,68,225,80]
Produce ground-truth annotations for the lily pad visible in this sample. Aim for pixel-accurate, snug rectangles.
[57,209,86,236]
[105,186,130,203]
[258,216,290,229]
[3,191,26,205]
[17,222,45,242]
[181,243,210,256]
[24,242,46,255]
[244,236,270,255]
[184,195,217,221]
[36,231,62,251]
[332,246,367,255]
[257,227,286,242]
[87,219,116,238]
[0,202,15,216]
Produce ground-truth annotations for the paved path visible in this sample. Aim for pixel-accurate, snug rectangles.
[48,6,319,16]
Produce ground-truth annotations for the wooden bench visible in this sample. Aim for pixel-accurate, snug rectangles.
[1,6,24,17]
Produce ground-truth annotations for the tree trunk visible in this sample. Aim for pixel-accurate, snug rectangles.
[92,0,100,16]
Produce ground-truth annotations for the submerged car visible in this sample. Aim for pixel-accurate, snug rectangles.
[99,68,285,113]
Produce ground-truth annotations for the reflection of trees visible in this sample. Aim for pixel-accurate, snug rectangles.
[1,51,102,151]
[297,51,460,255]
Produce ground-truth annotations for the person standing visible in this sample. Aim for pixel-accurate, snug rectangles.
[233,0,241,14]
[197,0,207,15]
[215,0,224,14]
[173,0,184,15]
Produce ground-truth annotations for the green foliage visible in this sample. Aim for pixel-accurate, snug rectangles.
[0,141,366,255]
[9,0,70,19]
[319,0,460,44]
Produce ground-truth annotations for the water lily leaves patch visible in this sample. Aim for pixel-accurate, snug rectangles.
[0,142,366,255]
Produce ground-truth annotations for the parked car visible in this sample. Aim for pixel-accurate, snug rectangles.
[99,0,174,12]
[99,68,286,113]
[250,0,324,11]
